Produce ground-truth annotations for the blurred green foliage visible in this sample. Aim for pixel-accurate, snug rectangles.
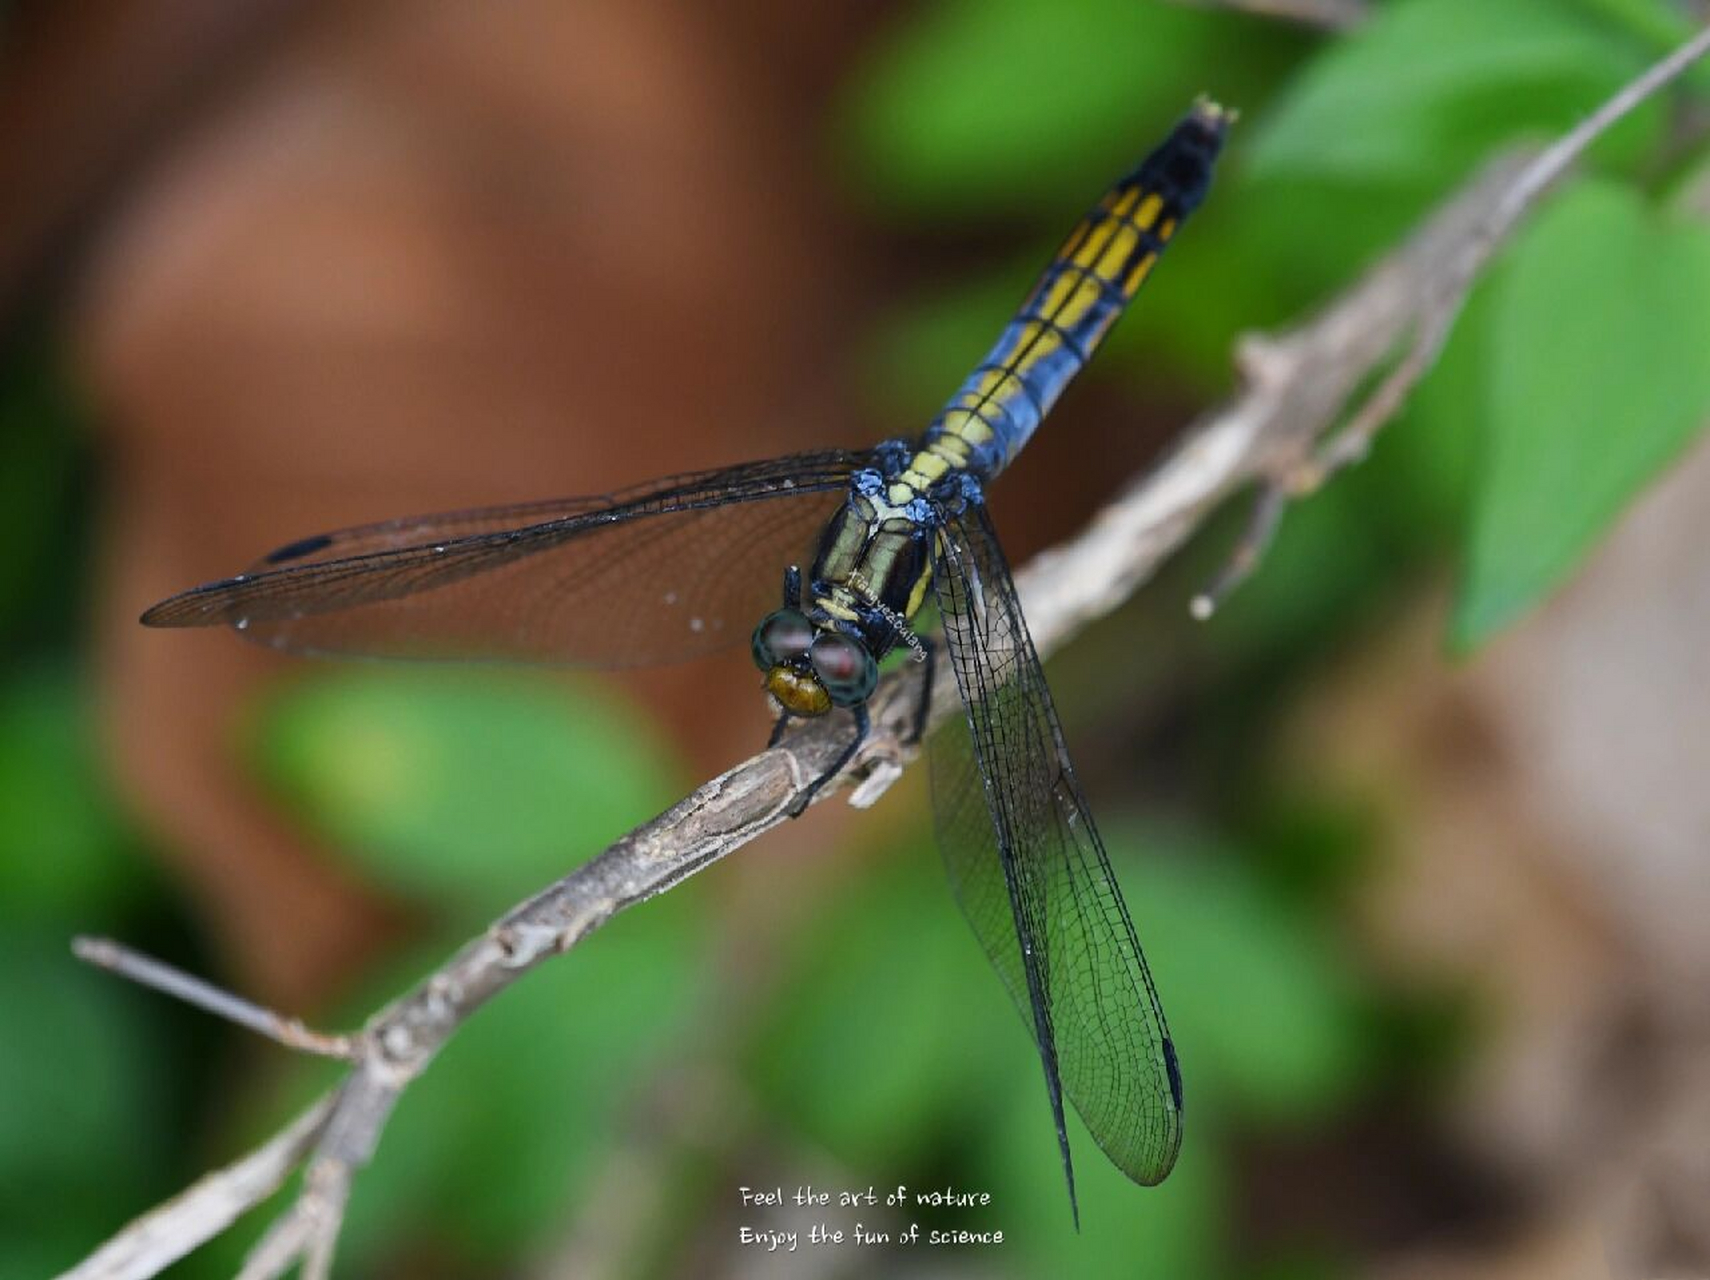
[331,894,711,1271]
[0,940,171,1277]
[6,1,1710,1278]
[0,667,135,916]
[0,333,88,649]
[0,337,198,1278]
[255,669,684,917]
[1243,0,1663,187]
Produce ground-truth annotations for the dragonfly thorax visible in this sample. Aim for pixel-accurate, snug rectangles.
[809,488,936,643]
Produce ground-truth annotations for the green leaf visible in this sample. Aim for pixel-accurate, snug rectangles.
[1454,179,1710,647]
[864,269,1033,426]
[844,0,1265,216]
[748,831,1239,1271]
[1567,0,1695,53]
[1247,0,1657,188]
[254,670,681,916]
[0,938,162,1186]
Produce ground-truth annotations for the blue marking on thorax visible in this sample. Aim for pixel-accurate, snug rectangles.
[872,438,913,474]
[901,495,936,524]
[852,466,886,499]
[949,472,983,510]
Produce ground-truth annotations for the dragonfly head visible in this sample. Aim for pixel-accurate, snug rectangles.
[753,609,877,715]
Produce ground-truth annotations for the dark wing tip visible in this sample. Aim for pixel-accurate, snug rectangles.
[1125,1039,1186,1187]
[139,596,186,627]
[139,577,247,628]
[1164,1036,1185,1112]
[262,532,334,565]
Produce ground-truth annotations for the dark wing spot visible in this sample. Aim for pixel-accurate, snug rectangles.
[263,533,334,564]
[1163,1036,1184,1112]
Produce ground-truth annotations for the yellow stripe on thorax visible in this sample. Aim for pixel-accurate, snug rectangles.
[817,588,861,622]
[902,556,933,619]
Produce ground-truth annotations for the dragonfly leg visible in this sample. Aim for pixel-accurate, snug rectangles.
[781,564,803,610]
[787,703,869,818]
[767,711,791,749]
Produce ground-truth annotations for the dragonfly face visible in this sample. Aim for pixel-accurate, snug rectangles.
[751,607,874,715]
[139,99,1231,1223]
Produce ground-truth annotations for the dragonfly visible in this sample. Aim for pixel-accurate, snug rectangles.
[142,100,1229,1220]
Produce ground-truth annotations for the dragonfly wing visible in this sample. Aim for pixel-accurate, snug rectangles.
[927,501,1182,1215]
[141,450,865,666]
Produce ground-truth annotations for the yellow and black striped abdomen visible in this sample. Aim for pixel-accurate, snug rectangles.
[914,98,1230,483]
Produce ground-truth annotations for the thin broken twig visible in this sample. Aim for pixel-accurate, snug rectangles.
[73,936,358,1061]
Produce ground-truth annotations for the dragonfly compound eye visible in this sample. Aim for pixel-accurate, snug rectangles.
[809,633,877,706]
[752,609,815,671]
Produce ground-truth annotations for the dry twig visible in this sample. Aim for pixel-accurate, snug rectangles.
[59,27,1710,1279]
[73,938,357,1061]
[60,1097,335,1280]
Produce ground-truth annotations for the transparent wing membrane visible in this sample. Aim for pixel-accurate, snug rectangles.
[142,452,865,666]
[929,504,1182,1218]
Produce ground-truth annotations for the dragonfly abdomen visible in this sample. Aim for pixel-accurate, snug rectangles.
[918,99,1228,481]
